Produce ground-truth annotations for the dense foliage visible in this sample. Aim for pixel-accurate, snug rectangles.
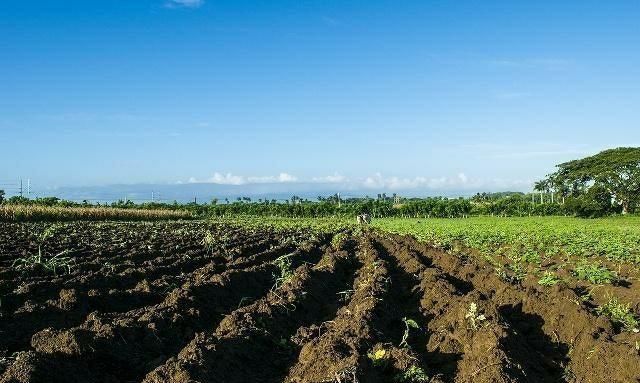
[0,192,632,219]
[539,147,640,215]
[372,216,640,264]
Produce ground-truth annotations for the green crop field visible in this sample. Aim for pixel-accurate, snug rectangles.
[372,216,640,265]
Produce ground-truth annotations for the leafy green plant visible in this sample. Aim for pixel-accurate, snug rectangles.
[538,271,561,286]
[272,254,295,290]
[596,297,639,332]
[201,232,233,256]
[331,232,347,251]
[399,317,420,348]
[573,261,616,284]
[507,262,527,282]
[394,365,429,383]
[496,263,526,283]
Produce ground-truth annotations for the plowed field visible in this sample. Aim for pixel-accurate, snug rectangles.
[1,222,638,383]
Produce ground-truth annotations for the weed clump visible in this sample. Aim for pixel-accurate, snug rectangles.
[272,254,295,290]
[596,297,639,333]
[465,302,486,330]
[394,365,429,383]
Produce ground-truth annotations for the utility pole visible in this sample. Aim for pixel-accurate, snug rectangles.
[27,179,31,198]
[151,191,155,202]
[19,178,23,197]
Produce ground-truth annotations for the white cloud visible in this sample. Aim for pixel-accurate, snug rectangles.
[210,172,245,185]
[184,171,532,191]
[247,173,298,183]
[312,173,347,183]
[277,173,297,182]
[358,172,525,191]
[187,172,297,185]
[165,0,204,8]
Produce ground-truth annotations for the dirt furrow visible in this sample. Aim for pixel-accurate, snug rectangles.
[3,234,278,310]
[387,233,640,383]
[0,240,320,382]
[283,236,391,383]
[378,235,569,383]
[143,243,358,383]
[1,235,285,314]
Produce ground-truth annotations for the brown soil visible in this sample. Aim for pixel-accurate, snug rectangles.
[1,222,638,383]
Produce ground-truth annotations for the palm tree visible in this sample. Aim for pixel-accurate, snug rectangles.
[533,180,549,204]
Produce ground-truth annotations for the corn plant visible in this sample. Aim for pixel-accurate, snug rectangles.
[12,247,74,275]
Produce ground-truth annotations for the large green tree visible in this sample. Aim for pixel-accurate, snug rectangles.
[544,147,640,214]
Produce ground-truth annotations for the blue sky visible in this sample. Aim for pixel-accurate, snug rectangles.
[1,0,639,195]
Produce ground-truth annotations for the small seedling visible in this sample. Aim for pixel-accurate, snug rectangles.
[465,302,486,330]
[399,317,420,348]
[103,262,116,274]
[596,297,639,333]
[538,271,561,286]
[393,365,429,383]
[336,289,354,302]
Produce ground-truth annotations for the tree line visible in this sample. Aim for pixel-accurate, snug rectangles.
[0,192,622,219]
